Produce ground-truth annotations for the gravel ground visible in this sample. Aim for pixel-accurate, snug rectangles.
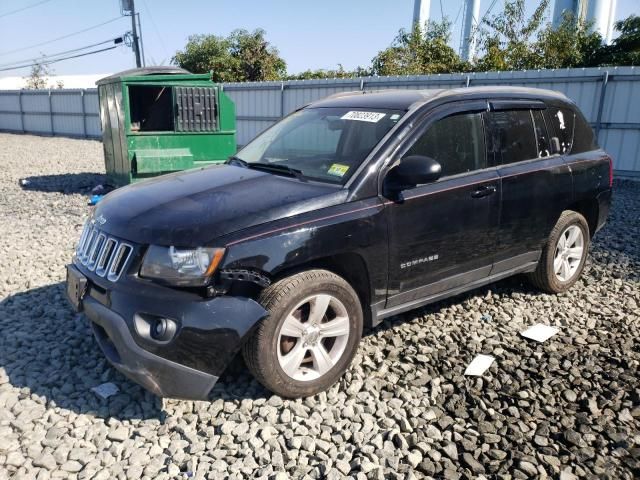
[0,132,638,480]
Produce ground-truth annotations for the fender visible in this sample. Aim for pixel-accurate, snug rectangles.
[217,198,389,314]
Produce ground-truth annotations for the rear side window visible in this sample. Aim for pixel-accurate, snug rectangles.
[486,110,538,165]
[546,107,574,154]
[572,109,599,153]
[405,112,486,177]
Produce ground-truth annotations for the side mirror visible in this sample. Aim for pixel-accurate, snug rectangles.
[387,155,442,190]
[550,136,562,154]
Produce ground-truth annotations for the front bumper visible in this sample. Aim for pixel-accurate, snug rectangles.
[84,296,218,399]
[67,264,267,400]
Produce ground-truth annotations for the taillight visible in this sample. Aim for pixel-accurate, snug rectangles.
[608,156,613,188]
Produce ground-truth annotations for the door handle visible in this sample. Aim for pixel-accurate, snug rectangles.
[470,185,497,198]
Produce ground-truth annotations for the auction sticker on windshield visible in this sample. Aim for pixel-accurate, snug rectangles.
[341,111,386,123]
[328,163,350,177]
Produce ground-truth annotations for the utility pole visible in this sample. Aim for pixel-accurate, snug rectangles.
[120,0,142,67]
[412,0,430,32]
[136,12,146,66]
[129,0,142,67]
[460,0,481,62]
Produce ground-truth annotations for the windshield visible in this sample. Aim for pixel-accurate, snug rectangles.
[234,107,405,184]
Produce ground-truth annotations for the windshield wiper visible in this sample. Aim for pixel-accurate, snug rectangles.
[226,155,249,168]
[247,162,307,181]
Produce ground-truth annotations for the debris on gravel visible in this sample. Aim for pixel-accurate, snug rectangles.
[0,133,638,479]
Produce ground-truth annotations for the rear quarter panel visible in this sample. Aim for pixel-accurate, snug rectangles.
[567,149,612,202]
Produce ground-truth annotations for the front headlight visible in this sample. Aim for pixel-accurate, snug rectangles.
[140,245,225,286]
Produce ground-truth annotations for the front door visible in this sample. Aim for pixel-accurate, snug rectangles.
[384,103,500,310]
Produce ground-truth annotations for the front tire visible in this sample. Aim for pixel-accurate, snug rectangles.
[242,269,363,398]
[528,210,590,293]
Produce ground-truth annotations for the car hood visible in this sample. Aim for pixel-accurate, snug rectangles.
[93,164,346,247]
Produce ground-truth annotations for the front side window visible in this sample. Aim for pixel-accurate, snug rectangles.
[405,112,486,177]
[486,110,538,165]
[236,107,405,184]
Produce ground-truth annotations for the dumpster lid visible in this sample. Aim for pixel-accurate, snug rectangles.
[96,67,192,85]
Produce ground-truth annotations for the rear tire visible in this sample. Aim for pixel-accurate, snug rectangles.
[242,269,363,398]
[528,210,590,293]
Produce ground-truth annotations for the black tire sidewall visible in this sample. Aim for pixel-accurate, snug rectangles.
[257,272,363,398]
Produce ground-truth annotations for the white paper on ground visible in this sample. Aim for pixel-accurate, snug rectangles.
[91,382,119,399]
[520,324,560,342]
[464,354,495,376]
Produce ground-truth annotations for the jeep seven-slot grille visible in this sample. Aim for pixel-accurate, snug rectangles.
[76,222,133,282]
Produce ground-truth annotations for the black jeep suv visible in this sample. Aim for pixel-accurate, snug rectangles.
[67,87,612,400]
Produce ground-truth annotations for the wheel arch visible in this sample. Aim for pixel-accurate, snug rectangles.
[270,253,373,328]
[566,198,599,238]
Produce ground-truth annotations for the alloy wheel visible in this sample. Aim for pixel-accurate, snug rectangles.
[553,224,585,282]
[276,294,350,381]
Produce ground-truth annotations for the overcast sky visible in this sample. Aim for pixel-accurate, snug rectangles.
[0,0,637,78]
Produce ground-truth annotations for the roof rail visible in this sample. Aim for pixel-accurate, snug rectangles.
[324,90,364,100]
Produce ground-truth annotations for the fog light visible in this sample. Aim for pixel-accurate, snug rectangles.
[154,319,166,337]
[150,318,176,342]
[134,313,178,343]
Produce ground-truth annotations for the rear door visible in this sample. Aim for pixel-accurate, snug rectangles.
[384,101,501,309]
[486,102,572,274]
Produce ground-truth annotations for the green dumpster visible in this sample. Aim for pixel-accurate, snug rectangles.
[96,66,236,187]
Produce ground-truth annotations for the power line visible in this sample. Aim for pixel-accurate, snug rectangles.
[141,0,169,60]
[453,2,464,26]
[478,0,499,27]
[0,38,123,69]
[0,0,53,19]
[0,16,123,57]
[0,45,120,72]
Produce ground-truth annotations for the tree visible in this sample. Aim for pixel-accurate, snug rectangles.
[596,15,640,66]
[24,58,51,89]
[286,64,370,80]
[371,20,466,76]
[475,0,550,71]
[172,29,286,82]
[227,29,287,81]
[533,13,603,69]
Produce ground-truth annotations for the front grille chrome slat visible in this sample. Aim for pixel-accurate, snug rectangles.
[74,221,133,282]
[95,238,117,277]
[80,228,97,262]
[107,243,133,282]
[76,223,90,256]
[87,234,106,271]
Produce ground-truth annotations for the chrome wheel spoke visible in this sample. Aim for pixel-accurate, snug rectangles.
[280,315,305,338]
[308,294,331,324]
[310,343,334,375]
[561,259,570,279]
[319,316,350,338]
[280,342,307,377]
[566,247,583,261]
[557,234,566,250]
[566,227,580,247]
[554,254,563,274]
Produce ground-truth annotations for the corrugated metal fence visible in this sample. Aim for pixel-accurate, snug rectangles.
[1,66,639,173]
[0,89,100,138]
